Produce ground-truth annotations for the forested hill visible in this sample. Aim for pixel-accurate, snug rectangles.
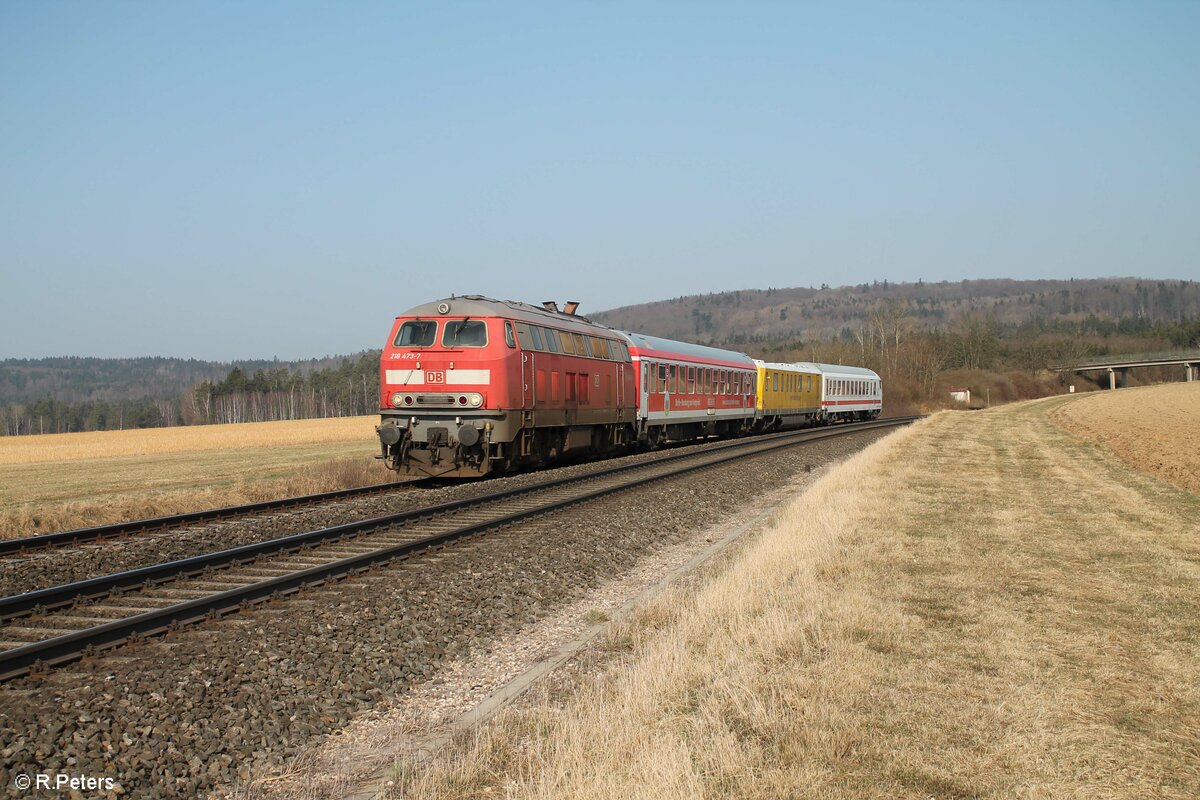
[589,278,1200,347]
[0,354,374,406]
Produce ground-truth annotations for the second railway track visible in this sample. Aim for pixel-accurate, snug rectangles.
[0,478,420,557]
[0,418,914,681]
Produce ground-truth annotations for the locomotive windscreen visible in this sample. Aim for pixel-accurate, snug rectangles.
[442,320,488,347]
[395,320,437,347]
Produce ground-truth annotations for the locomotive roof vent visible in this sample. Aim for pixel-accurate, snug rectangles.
[542,301,560,313]
[563,301,580,315]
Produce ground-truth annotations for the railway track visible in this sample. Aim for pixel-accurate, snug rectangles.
[0,417,915,682]
[0,479,418,558]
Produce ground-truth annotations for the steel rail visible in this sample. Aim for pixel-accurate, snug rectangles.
[0,479,415,557]
[0,417,916,681]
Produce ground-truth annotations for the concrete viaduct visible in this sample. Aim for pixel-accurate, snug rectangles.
[1050,350,1200,390]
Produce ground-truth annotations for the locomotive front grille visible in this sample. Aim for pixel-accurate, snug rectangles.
[416,393,457,406]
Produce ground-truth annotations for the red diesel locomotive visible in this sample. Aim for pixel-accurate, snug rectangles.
[377,296,637,477]
[376,295,764,478]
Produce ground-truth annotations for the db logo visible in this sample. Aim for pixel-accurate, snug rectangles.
[426,371,446,384]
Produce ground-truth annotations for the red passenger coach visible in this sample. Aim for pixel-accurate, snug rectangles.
[377,296,636,478]
[618,331,758,445]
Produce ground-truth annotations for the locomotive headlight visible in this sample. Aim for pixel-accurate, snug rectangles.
[390,392,404,408]
[467,392,483,407]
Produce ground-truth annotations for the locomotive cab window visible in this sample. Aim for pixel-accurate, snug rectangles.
[514,323,534,350]
[443,320,488,348]
[394,320,438,347]
[504,322,516,348]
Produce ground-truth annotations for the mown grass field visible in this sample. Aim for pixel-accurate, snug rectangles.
[0,416,387,538]
[394,385,1200,799]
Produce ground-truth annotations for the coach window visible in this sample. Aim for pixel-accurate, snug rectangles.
[394,320,437,348]
[668,364,678,393]
[658,364,668,393]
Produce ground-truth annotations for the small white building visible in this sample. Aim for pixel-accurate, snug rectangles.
[949,387,971,404]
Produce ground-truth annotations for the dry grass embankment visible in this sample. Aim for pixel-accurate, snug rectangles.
[0,416,388,539]
[394,391,1200,799]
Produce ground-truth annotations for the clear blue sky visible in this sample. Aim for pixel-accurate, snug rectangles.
[2,1,1197,360]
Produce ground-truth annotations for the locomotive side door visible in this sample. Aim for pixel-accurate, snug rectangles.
[521,352,535,410]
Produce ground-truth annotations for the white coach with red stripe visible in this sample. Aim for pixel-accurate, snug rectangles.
[812,362,882,422]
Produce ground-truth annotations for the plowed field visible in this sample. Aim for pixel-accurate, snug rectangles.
[1050,382,1200,492]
